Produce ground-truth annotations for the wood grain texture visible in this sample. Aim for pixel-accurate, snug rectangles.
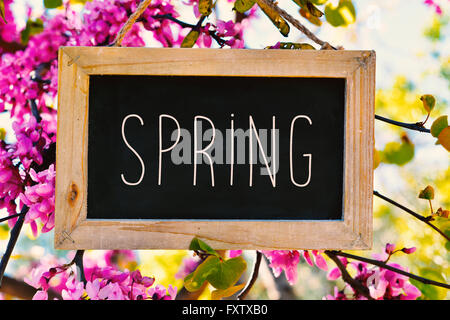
[55,47,375,250]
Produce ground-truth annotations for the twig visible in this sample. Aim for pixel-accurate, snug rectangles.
[237,251,262,300]
[375,115,430,133]
[374,190,450,242]
[0,39,26,53]
[0,275,62,300]
[329,250,450,290]
[28,99,41,123]
[111,0,152,47]
[0,211,26,224]
[325,251,373,300]
[0,205,29,287]
[152,14,227,47]
[255,0,336,49]
[73,250,87,285]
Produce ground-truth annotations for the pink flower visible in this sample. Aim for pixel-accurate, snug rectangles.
[131,269,155,287]
[148,284,177,300]
[324,286,347,300]
[325,250,421,300]
[19,164,56,236]
[32,290,48,300]
[261,250,300,285]
[401,247,416,254]
[62,281,84,300]
[312,250,328,271]
[385,243,396,255]
[228,250,242,258]
[175,256,201,279]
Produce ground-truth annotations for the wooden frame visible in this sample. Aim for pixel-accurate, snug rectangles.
[55,47,375,250]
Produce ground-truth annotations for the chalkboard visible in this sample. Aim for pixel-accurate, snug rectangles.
[87,75,345,220]
[55,47,375,250]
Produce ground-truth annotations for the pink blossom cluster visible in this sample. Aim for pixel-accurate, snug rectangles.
[18,164,55,236]
[80,0,181,47]
[424,0,443,15]
[0,0,20,49]
[0,0,183,235]
[0,115,55,235]
[228,250,327,285]
[183,0,256,48]
[261,250,328,285]
[25,250,177,300]
[325,244,421,300]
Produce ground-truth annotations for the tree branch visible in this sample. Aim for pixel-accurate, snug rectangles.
[237,251,262,300]
[255,0,336,49]
[0,275,62,300]
[72,250,87,285]
[375,114,430,133]
[152,14,227,47]
[325,251,373,300]
[374,190,450,242]
[329,250,450,290]
[0,211,26,224]
[111,0,152,46]
[0,205,29,287]
[0,39,26,53]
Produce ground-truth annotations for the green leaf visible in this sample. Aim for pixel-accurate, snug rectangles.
[181,29,200,48]
[44,0,63,9]
[234,0,256,13]
[420,94,436,113]
[184,256,221,292]
[418,185,434,200]
[256,0,290,37]
[324,0,356,27]
[207,256,247,290]
[0,0,6,23]
[292,0,323,17]
[21,18,44,44]
[189,237,219,257]
[278,42,316,49]
[198,0,213,16]
[381,135,414,166]
[184,255,247,292]
[430,115,448,138]
[211,283,246,300]
[410,269,446,300]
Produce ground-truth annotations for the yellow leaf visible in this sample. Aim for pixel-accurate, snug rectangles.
[430,115,448,138]
[374,148,380,169]
[420,94,436,113]
[0,0,5,23]
[299,8,322,26]
[181,29,200,48]
[199,0,213,16]
[437,126,450,152]
[418,185,434,200]
[436,207,450,218]
[211,283,246,300]
[256,0,290,37]
[0,128,6,140]
[279,42,316,49]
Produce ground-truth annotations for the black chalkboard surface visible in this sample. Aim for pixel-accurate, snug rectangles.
[87,75,345,220]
